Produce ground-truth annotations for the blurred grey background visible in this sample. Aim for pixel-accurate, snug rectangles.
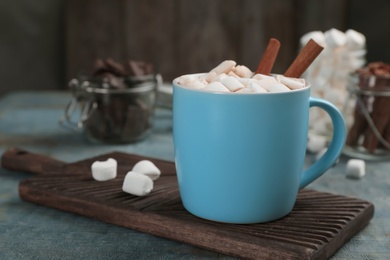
[0,0,389,96]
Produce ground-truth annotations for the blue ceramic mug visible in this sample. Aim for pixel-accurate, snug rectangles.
[173,74,346,224]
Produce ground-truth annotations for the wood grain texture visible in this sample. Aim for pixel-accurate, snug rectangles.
[123,0,176,80]
[260,0,297,74]
[176,0,241,75]
[65,0,126,79]
[295,0,348,36]
[239,0,268,72]
[2,150,374,260]
[1,147,65,175]
[65,0,348,82]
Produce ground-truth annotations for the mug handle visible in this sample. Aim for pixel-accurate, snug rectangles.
[299,97,347,189]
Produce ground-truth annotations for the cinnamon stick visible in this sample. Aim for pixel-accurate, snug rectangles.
[255,38,281,75]
[284,39,324,78]
[362,96,390,152]
[383,120,390,144]
[346,96,369,146]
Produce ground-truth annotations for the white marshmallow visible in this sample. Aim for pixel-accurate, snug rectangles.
[236,77,254,86]
[324,28,347,48]
[348,59,366,70]
[348,49,367,58]
[177,75,193,85]
[91,158,117,181]
[203,82,230,92]
[132,160,161,181]
[177,75,206,89]
[213,60,237,74]
[204,71,218,82]
[227,71,240,77]
[301,29,366,137]
[311,117,328,134]
[178,60,309,94]
[212,73,228,83]
[300,31,326,47]
[307,134,327,153]
[122,171,154,196]
[276,75,306,90]
[345,29,366,50]
[247,81,267,93]
[220,76,245,92]
[346,159,366,179]
[233,65,253,78]
[255,77,279,91]
[258,82,290,92]
[252,73,276,81]
[235,87,252,93]
[324,88,343,105]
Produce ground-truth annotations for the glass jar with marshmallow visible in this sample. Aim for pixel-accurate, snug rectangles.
[302,29,366,146]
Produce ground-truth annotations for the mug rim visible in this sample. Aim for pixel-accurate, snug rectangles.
[173,73,310,95]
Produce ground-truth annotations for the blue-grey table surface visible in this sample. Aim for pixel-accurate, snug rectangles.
[0,91,389,259]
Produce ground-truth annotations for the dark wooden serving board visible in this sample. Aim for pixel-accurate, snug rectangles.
[1,148,374,260]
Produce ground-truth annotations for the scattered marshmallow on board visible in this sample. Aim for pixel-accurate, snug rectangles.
[91,158,117,181]
[91,158,161,196]
[123,160,161,196]
[122,171,154,196]
[131,160,161,181]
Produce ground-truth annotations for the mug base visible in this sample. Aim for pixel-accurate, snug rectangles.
[183,204,291,224]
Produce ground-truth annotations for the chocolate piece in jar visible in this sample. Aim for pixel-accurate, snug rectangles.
[122,99,151,141]
[84,93,152,143]
[104,58,127,77]
[127,60,154,77]
[91,59,128,89]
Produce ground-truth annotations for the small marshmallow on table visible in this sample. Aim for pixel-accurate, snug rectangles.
[91,158,117,181]
[346,159,366,179]
[91,158,161,197]
[122,160,161,196]
[131,160,161,181]
[122,171,154,196]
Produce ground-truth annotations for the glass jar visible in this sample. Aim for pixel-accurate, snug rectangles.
[61,74,162,144]
[343,73,390,160]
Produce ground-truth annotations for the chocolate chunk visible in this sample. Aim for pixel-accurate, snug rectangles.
[84,94,152,143]
[104,58,127,76]
[127,61,146,77]
[92,58,155,79]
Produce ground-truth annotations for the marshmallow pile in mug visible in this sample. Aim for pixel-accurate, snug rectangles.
[177,60,307,93]
[301,28,366,134]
